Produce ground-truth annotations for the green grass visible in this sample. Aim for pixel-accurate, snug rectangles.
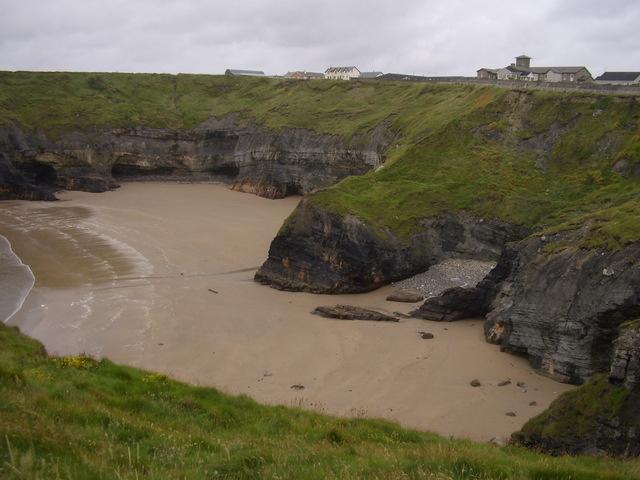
[2,71,640,248]
[309,90,640,248]
[1,324,640,479]
[0,71,499,142]
[516,375,630,442]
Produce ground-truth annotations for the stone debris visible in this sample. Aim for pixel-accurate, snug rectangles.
[290,384,305,391]
[506,412,517,417]
[418,331,435,340]
[393,259,495,299]
[470,379,482,387]
[497,380,512,387]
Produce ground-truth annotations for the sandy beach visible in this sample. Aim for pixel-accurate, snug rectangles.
[0,183,573,441]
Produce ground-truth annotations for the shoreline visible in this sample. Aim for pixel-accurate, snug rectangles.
[0,234,35,324]
[0,183,575,441]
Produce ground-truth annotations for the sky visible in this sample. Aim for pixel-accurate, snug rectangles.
[1,0,639,77]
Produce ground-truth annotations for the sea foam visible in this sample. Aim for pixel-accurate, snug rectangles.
[0,235,36,324]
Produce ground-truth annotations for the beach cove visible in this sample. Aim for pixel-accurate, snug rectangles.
[0,183,573,441]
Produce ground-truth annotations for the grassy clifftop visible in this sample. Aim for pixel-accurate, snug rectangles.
[0,71,498,141]
[310,90,640,250]
[2,71,639,247]
[2,323,640,479]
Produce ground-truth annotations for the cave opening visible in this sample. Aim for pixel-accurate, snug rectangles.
[284,183,302,196]
[111,163,178,178]
[21,161,58,186]
[207,164,240,179]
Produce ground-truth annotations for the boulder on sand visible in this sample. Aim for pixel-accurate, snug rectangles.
[386,290,424,303]
[411,287,486,321]
[312,305,399,322]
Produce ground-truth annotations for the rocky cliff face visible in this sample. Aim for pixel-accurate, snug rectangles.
[410,229,640,386]
[0,152,55,201]
[513,322,640,457]
[255,200,528,293]
[484,232,640,385]
[0,116,395,200]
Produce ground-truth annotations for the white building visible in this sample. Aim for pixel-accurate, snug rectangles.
[325,66,361,80]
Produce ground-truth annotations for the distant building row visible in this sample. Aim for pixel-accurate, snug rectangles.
[224,67,383,80]
[477,56,592,83]
[478,56,640,85]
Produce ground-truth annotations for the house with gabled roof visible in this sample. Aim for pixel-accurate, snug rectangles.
[325,66,360,80]
[595,72,640,86]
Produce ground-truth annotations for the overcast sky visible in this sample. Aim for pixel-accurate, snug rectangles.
[1,0,639,76]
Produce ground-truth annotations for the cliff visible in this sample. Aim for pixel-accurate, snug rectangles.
[513,321,640,456]
[255,202,526,292]
[0,116,393,199]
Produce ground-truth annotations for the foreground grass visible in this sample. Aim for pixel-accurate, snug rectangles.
[1,324,639,479]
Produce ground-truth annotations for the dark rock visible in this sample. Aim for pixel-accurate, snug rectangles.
[311,305,399,322]
[613,158,640,178]
[506,412,517,417]
[0,116,396,200]
[484,230,640,384]
[609,320,640,389]
[498,380,512,387]
[529,401,538,407]
[386,291,424,303]
[0,152,56,200]
[411,287,487,321]
[470,379,481,387]
[418,332,435,340]
[256,202,528,293]
[290,384,305,391]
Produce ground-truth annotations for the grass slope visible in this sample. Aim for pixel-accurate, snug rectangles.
[1,324,640,480]
[1,71,639,247]
[311,91,640,249]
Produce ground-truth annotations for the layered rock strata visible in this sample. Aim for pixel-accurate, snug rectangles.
[255,201,528,293]
[0,116,395,200]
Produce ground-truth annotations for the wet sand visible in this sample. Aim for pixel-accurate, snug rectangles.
[0,183,573,441]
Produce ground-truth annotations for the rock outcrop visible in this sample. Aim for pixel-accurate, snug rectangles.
[411,287,488,321]
[0,152,55,201]
[386,291,424,303]
[484,232,640,385]
[0,116,395,200]
[312,305,399,322]
[513,324,640,457]
[411,229,640,386]
[256,200,528,293]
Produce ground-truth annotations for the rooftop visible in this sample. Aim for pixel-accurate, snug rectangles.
[596,72,640,81]
[225,69,265,76]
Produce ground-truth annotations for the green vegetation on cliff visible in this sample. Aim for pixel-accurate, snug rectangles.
[311,91,640,249]
[2,324,640,480]
[1,71,639,248]
[513,375,640,456]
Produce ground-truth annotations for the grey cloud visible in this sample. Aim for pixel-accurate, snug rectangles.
[1,0,639,76]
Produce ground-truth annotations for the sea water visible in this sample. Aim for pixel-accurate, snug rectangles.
[0,235,35,323]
